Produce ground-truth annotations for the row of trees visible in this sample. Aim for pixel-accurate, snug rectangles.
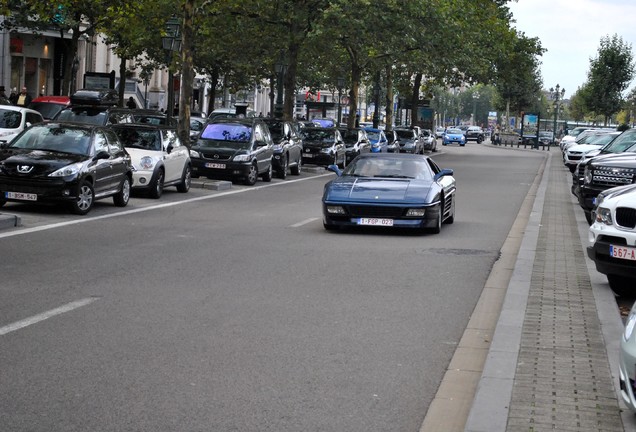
[3,0,547,144]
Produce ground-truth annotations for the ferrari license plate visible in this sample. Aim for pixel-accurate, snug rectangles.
[357,218,394,226]
[5,191,37,201]
[204,162,225,169]
[609,244,636,261]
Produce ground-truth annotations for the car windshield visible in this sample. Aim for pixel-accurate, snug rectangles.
[343,157,433,180]
[366,131,382,141]
[55,108,107,126]
[340,129,360,144]
[395,130,414,139]
[113,128,162,151]
[312,119,335,127]
[200,123,252,142]
[588,133,618,146]
[28,102,66,120]
[304,129,334,142]
[601,130,636,153]
[10,125,91,155]
[447,128,462,134]
[264,121,284,141]
[0,109,21,129]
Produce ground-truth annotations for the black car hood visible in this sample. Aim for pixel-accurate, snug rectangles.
[325,176,433,203]
[192,143,247,159]
[0,149,87,177]
[591,153,636,167]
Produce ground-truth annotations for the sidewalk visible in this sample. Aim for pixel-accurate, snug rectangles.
[465,145,636,431]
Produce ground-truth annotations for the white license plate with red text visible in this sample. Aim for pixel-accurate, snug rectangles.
[5,191,37,201]
[357,218,394,226]
[610,245,636,261]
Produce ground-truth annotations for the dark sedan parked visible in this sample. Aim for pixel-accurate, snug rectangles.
[322,153,456,234]
[0,122,132,214]
[190,118,274,185]
[302,127,346,168]
[339,127,370,163]
[394,128,423,154]
[261,118,303,179]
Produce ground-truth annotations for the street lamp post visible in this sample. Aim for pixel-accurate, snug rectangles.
[274,51,287,119]
[472,90,480,126]
[162,17,181,125]
[337,77,345,126]
[550,84,565,146]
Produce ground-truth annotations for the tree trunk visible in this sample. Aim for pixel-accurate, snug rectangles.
[385,65,393,131]
[410,73,422,127]
[207,67,219,113]
[177,0,195,148]
[347,63,362,129]
[118,57,127,107]
[283,42,300,121]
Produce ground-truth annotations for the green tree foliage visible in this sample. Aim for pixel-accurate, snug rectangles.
[584,34,635,125]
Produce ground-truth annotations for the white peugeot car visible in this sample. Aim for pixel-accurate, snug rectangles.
[0,105,44,144]
[111,124,191,198]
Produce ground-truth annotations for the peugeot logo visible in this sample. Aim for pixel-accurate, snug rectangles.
[17,165,33,173]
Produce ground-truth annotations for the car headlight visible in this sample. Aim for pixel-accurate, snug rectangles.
[190,149,200,158]
[233,154,251,162]
[272,144,283,152]
[594,207,612,225]
[326,205,345,214]
[320,148,333,154]
[139,156,155,170]
[49,162,82,177]
[625,310,636,341]
[406,208,425,217]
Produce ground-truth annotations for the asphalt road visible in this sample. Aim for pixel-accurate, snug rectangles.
[0,143,546,432]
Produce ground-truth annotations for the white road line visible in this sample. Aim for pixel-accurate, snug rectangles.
[0,173,333,239]
[0,297,99,336]
[290,217,319,228]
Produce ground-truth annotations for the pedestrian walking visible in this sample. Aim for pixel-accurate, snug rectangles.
[126,97,137,109]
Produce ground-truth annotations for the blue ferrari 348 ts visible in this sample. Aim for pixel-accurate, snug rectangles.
[322,153,456,233]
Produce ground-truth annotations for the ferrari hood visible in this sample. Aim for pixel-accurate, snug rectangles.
[326,177,432,203]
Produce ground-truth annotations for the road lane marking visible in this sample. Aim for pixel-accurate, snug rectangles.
[290,217,319,228]
[0,297,100,336]
[0,173,333,239]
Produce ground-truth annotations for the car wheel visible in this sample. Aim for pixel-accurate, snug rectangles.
[148,169,164,199]
[429,204,442,234]
[70,180,94,215]
[278,154,288,179]
[584,211,594,225]
[244,163,258,185]
[261,161,273,182]
[290,155,301,175]
[113,176,131,207]
[607,274,635,297]
[445,196,455,224]
[176,164,191,193]
[442,142,447,146]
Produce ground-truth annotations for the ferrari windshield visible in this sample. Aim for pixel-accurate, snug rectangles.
[343,157,433,180]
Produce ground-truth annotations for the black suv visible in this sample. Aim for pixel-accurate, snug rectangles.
[0,122,132,214]
[54,89,135,126]
[190,118,274,185]
[578,148,636,224]
[261,118,303,179]
[465,126,485,143]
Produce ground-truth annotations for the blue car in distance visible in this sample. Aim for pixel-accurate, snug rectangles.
[442,127,466,146]
[364,127,388,152]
